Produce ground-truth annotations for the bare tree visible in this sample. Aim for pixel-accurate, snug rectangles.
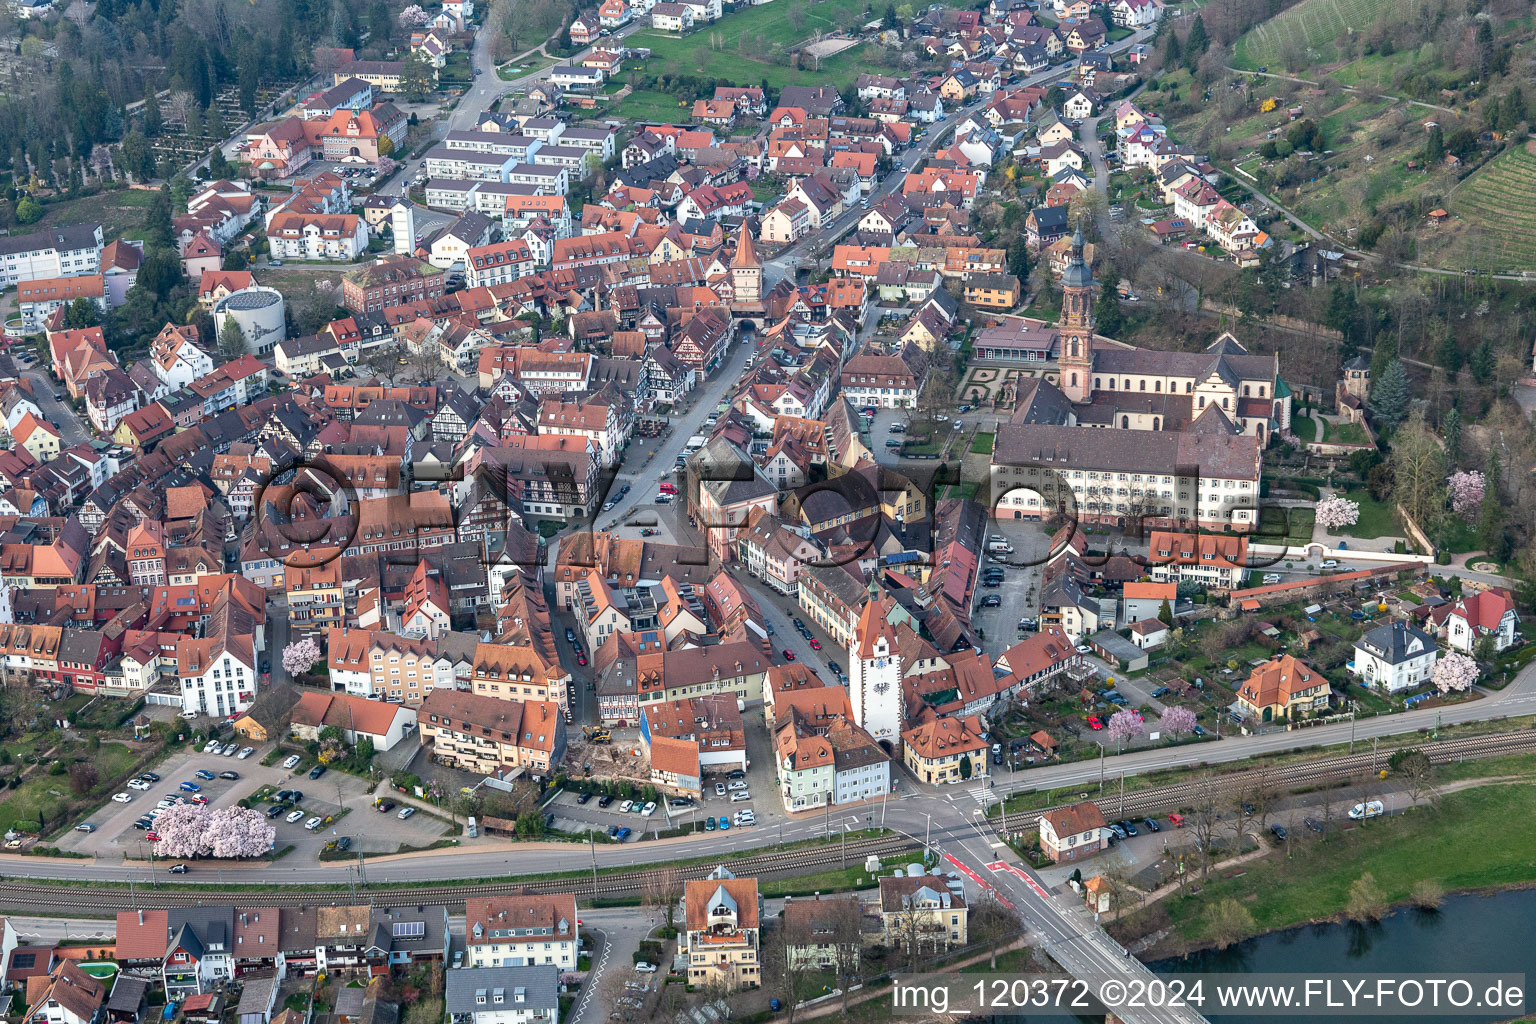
[1187,773,1223,878]
[1393,749,1437,809]
[764,913,811,1024]
[829,899,865,1021]
[641,867,683,933]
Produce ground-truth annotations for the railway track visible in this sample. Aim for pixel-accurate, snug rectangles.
[0,834,924,911]
[1000,728,1536,833]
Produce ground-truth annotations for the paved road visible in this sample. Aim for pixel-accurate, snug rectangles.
[23,370,89,443]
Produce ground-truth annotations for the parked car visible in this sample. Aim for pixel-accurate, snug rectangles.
[615,827,631,840]
[635,962,657,974]
[1150,687,1170,698]
[1348,800,1384,820]
[1142,818,1160,833]
[178,782,200,793]
[782,649,796,660]
[398,807,416,820]
[619,800,634,813]
[1119,820,1138,837]
[283,755,302,769]
[726,769,746,780]
[640,802,657,816]
[598,795,615,808]
[703,816,716,831]
[668,797,693,808]
[714,782,727,796]
[128,779,153,791]
[1320,559,1339,569]
[308,765,327,780]
[1107,822,1127,839]
[140,772,161,783]
[219,771,239,780]
[74,823,96,833]
[335,836,352,851]
[237,747,254,759]
[1086,715,1103,730]
[304,816,323,830]
[194,769,216,780]
[1303,816,1325,833]
[285,809,305,823]
[730,791,752,803]
[1270,823,1288,841]
[266,805,285,818]
[1167,813,1185,827]
[145,832,161,842]
[718,816,730,830]
[576,792,593,805]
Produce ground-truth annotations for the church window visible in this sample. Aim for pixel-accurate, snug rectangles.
[1222,397,1229,410]
[1259,386,1266,397]
[1184,382,1192,393]
[1198,397,1205,408]
[1070,339,1079,358]
[1070,373,1078,388]
[1154,381,1161,393]
[1108,378,1115,389]
[1123,379,1130,389]
[1093,377,1100,389]
[1243,385,1250,397]
[1139,380,1145,391]
[1121,416,1129,428]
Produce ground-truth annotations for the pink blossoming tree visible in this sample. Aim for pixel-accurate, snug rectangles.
[1160,706,1198,738]
[1106,710,1145,750]
[1315,496,1360,531]
[1432,653,1478,694]
[1446,470,1485,520]
[282,638,321,677]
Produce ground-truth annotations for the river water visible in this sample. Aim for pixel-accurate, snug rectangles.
[1150,888,1536,1023]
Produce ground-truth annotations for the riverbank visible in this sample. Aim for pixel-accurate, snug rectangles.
[1113,782,1536,958]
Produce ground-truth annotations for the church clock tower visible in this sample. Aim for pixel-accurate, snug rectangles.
[1058,226,1095,403]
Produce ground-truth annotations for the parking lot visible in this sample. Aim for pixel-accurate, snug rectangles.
[969,519,1051,659]
[544,770,763,842]
[58,740,451,866]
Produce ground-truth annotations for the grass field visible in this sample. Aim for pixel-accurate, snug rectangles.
[1232,0,1401,70]
[1335,489,1398,539]
[1139,785,1536,949]
[626,0,892,90]
[1442,142,1536,272]
[607,89,694,123]
[24,188,155,242]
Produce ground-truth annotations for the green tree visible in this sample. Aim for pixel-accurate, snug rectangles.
[117,130,154,181]
[1477,449,1506,557]
[1008,234,1031,282]
[1163,27,1181,66]
[398,51,437,101]
[14,197,44,224]
[1436,328,1461,373]
[144,186,176,253]
[1183,15,1209,71]
[218,317,248,359]
[1469,338,1496,384]
[883,3,898,27]
[1442,407,1462,467]
[1325,284,1360,359]
[1422,125,1444,164]
[223,249,249,272]
[142,85,163,138]
[1368,359,1409,429]
[959,754,973,780]
[1157,598,1173,627]
[1094,287,1124,337]
[1368,332,1397,382]
[64,297,99,329]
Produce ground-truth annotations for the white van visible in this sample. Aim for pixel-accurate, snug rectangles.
[1348,800,1384,820]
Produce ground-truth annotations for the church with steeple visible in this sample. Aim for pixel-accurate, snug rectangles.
[1015,225,1292,443]
[990,223,1287,533]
